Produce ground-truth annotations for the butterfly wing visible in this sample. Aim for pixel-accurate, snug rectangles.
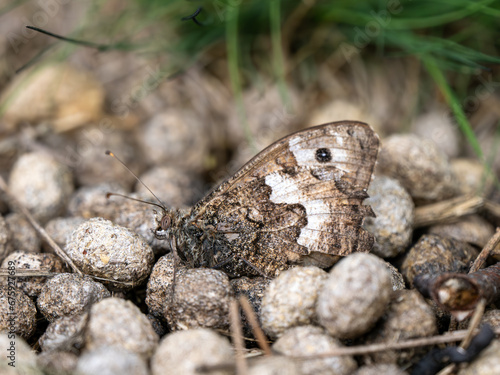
[188,121,379,275]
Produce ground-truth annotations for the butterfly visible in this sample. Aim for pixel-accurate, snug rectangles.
[154,121,379,277]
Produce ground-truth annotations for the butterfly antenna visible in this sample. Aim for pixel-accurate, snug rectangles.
[105,151,166,209]
[105,192,165,211]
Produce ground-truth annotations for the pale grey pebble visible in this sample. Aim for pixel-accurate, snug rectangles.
[458,339,500,375]
[8,152,74,223]
[273,325,358,375]
[37,273,110,322]
[43,216,86,251]
[76,346,149,375]
[363,175,414,258]
[0,285,37,338]
[362,289,437,365]
[0,214,12,263]
[451,158,492,196]
[260,266,328,339]
[64,217,155,291]
[139,110,211,172]
[428,214,494,248]
[136,166,202,208]
[85,297,158,360]
[353,363,408,375]
[165,268,234,331]
[151,328,234,375]
[316,253,392,339]
[376,134,457,203]
[37,351,78,375]
[39,313,88,352]
[0,332,43,375]
[1,251,67,298]
[67,182,127,220]
[5,212,41,253]
[247,355,300,375]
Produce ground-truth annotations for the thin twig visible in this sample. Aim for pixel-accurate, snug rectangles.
[469,228,500,273]
[0,175,82,275]
[230,300,248,375]
[239,296,272,356]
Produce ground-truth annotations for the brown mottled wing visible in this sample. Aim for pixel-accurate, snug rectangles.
[190,121,379,272]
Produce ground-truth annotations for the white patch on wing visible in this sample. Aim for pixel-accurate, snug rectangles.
[264,172,331,251]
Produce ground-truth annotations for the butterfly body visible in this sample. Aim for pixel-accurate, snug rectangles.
[156,121,379,277]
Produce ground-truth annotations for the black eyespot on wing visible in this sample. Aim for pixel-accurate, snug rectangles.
[315,148,332,162]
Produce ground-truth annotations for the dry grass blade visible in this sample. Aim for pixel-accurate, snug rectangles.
[239,296,272,356]
[469,228,500,273]
[0,175,82,275]
[230,300,248,375]
[414,195,484,227]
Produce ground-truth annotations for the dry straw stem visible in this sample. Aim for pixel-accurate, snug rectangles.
[239,296,272,356]
[230,300,248,375]
[470,227,500,273]
[414,194,485,227]
[0,175,82,275]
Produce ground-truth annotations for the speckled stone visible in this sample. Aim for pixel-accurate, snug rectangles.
[0,215,12,263]
[8,152,74,223]
[376,134,457,203]
[428,215,494,248]
[481,309,500,329]
[67,183,127,220]
[1,251,67,298]
[85,297,159,359]
[401,234,478,286]
[165,268,233,331]
[458,339,500,375]
[261,266,327,339]
[0,332,42,375]
[76,346,149,375]
[151,328,234,375]
[363,289,437,365]
[37,273,110,322]
[248,355,300,375]
[5,212,41,253]
[43,216,86,251]
[451,158,492,196]
[353,363,408,375]
[387,262,406,291]
[0,285,36,338]
[39,313,88,352]
[363,176,414,258]
[317,253,392,339]
[37,351,78,375]
[273,325,358,375]
[64,217,155,291]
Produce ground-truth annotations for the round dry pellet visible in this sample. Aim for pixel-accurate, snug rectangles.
[76,346,149,375]
[0,285,36,338]
[67,182,127,220]
[136,166,202,208]
[5,212,41,253]
[248,355,300,375]
[316,253,392,339]
[387,262,406,291]
[85,297,158,359]
[0,331,42,375]
[376,134,457,203]
[273,325,357,375]
[43,216,86,251]
[165,268,233,331]
[451,158,492,196]
[39,313,88,352]
[140,110,211,172]
[64,217,155,291]
[363,175,414,258]
[37,273,110,322]
[401,234,478,286]
[0,215,12,263]
[411,109,460,158]
[428,215,494,248]
[482,309,500,329]
[261,266,327,339]
[1,251,67,298]
[145,253,179,319]
[363,289,437,365]
[353,363,408,375]
[231,276,271,335]
[8,152,74,223]
[458,339,500,375]
[151,328,234,375]
[37,351,78,375]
